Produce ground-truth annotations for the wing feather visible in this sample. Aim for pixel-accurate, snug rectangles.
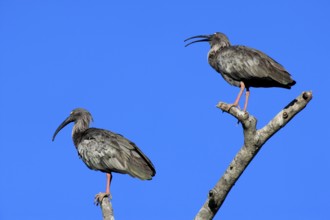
[217,46,295,88]
[77,128,155,180]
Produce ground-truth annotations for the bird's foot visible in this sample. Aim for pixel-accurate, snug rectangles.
[229,103,250,113]
[228,103,240,111]
[94,192,111,206]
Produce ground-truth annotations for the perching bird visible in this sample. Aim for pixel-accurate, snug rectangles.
[184,32,296,111]
[52,108,156,201]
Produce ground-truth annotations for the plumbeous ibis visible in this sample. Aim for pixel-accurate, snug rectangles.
[52,108,156,199]
[184,32,296,111]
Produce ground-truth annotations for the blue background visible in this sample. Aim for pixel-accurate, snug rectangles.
[1,0,329,219]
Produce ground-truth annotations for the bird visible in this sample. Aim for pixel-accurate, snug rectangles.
[184,32,296,111]
[52,108,156,202]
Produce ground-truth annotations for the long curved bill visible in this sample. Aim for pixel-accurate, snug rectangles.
[52,115,74,141]
[184,34,212,47]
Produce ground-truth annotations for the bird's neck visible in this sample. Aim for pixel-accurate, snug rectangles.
[208,44,224,69]
[72,120,90,147]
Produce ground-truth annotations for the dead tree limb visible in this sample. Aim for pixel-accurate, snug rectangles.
[194,91,313,220]
[95,193,115,220]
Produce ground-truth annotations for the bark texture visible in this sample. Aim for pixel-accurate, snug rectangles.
[194,91,312,220]
[95,193,115,220]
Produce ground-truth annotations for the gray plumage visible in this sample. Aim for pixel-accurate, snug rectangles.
[52,108,155,180]
[184,32,296,111]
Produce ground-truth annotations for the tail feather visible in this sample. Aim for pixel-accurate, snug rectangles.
[127,156,155,180]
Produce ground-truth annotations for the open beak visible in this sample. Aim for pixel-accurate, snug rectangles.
[52,115,74,141]
[184,34,212,47]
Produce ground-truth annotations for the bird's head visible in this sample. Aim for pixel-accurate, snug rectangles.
[184,32,230,48]
[52,108,93,141]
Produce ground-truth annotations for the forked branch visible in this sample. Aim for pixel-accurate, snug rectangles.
[194,91,312,220]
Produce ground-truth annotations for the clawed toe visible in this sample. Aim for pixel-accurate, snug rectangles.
[228,103,240,111]
[94,192,111,206]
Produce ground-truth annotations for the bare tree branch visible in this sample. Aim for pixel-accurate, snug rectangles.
[95,193,115,220]
[194,91,313,220]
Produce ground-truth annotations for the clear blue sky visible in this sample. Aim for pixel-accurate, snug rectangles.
[1,0,329,219]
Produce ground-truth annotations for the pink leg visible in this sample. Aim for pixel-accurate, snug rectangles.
[94,173,112,205]
[232,81,245,107]
[243,89,250,112]
[106,173,112,194]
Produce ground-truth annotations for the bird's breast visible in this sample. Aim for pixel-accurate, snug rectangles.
[207,50,219,71]
[207,50,241,87]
